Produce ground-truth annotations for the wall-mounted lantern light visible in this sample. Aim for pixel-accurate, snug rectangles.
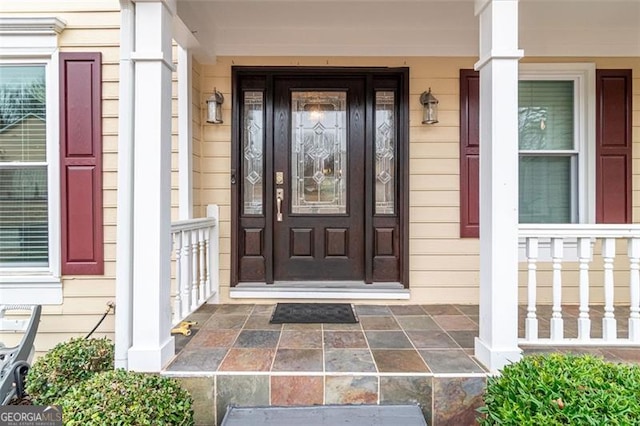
[420,88,439,124]
[206,88,224,124]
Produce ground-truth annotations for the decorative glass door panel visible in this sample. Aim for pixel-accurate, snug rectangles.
[243,91,264,215]
[291,92,347,215]
[375,91,396,215]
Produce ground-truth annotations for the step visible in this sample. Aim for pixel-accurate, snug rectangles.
[220,404,428,426]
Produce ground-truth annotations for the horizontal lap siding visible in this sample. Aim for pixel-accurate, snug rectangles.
[201,57,480,303]
[31,7,119,356]
[202,57,639,305]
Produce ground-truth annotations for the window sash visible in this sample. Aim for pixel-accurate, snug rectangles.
[0,63,51,268]
[517,77,582,224]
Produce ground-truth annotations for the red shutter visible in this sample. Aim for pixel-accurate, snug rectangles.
[460,69,480,238]
[596,69,632,224]
[60,53,103,275]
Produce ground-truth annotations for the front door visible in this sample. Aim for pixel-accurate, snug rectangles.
[273,78,365,281]
[232,68,408,287]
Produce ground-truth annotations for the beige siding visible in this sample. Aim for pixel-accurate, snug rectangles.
[0,5,122,356]
[200,56,640,305]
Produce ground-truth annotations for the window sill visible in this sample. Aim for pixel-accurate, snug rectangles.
[0,275,62,304]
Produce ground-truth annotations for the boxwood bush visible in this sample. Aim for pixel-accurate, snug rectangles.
[478,353,640,425]
[26,337,114,405]
[58,369,194,426]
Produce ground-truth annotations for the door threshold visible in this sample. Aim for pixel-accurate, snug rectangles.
[230,282,409,300]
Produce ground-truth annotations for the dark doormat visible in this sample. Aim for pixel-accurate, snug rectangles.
[269,303,358,324]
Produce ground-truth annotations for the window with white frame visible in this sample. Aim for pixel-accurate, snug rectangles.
[0,17,65,304]
[0,65,49,266]
[518,64,595,224]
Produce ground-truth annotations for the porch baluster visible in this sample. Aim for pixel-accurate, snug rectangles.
[550,238,564,340]
[204,226,212,297]
[180,230,192,316]
[577,237,592,340]
[172,232,182,324]
[602,238,617,340]
[628,237,640,341]
[525,237,538,341]
[190,230,199,311]
[198,228,206,304]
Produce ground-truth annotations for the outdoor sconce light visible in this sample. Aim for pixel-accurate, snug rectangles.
[420,88,439,124]
[206,88,224,124]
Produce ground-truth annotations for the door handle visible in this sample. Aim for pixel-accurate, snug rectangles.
[276,188,284,222]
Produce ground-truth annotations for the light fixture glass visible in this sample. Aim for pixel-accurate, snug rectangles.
[206,89,224,124]
[420,88,439,124]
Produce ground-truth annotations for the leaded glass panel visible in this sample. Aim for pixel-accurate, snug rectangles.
[291,91,347,215]
[243,91,264,215]
[375,91,395,214]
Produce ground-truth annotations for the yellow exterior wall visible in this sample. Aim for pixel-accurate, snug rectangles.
[200,56,640,305]
[0,2,120,355]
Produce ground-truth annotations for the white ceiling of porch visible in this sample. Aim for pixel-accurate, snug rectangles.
[176,0,640,62]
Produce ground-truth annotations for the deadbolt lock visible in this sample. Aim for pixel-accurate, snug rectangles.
[275,172,284,185]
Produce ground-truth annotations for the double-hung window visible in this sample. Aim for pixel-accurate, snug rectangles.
[0,17,65,303]
[518,64,595,224]
[0,65,49,267]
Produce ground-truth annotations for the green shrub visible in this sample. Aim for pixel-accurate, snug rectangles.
[58,369,194,426]
[26,337,114,405]
[478,353,640,425]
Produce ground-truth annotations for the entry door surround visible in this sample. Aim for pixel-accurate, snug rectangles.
[231,67,409,287]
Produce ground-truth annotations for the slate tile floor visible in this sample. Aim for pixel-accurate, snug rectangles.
[167,304,487,375]
[169,303,640,374]
[167,304,640,425]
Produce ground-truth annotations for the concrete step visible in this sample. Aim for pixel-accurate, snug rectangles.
[220,404,428,426]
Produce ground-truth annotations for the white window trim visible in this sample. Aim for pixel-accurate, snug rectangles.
[0,17,66,304]
[519,63,596,224]
[518,63,596,261]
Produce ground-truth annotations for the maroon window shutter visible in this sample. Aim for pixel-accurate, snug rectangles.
[60,52,103,275]
[596,70,632,224]
[460,69,480,237]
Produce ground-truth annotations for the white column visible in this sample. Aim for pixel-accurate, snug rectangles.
[474,0,524,372]
[128,0,176,372]
[178,45,193,220]
[115,0,135,370]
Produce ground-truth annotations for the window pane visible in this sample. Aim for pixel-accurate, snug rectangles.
[519,156,572,223]
[291,91,347,215]
[0,66,46,162]
[0,65,48,266]
[0,167,48,266]
[519,80,573,151]
[375,91,395,215]
[243,91,264,215]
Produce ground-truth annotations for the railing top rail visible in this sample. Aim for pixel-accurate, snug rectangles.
[171,217,217,233]
[519,224,640,239]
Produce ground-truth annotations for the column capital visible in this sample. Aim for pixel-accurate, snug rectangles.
[475,0,519,16]
[133,0,176,16]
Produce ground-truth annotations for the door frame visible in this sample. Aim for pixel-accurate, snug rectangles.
[230,66,409,288]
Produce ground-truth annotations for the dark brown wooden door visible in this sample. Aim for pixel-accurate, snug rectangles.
[273,77,365,281]
[232,67,409,287]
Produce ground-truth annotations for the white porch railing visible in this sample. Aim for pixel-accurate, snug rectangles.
[519,224,640,346]
[170,205,220,325]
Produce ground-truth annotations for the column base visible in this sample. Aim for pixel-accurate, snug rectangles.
[128,336,175,372]
[474,337,522,373]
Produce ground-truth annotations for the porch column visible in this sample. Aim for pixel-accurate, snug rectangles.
[127,0,176,371]
[474,0,523,372]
